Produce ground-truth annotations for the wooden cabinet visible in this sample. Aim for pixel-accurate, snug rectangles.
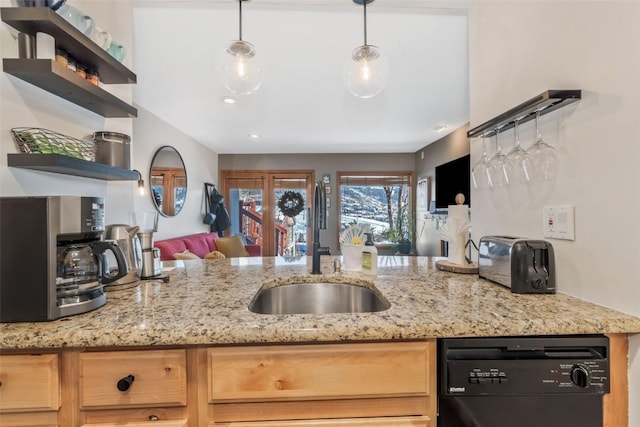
[81,421,187,427]
[0,353,60,427]
[206,342,436,426]
[77,350,188,426]
[80,350,187,409]
[0,336,629,427]
[213,417,430,427]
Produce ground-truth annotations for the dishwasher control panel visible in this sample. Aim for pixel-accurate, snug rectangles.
[440,335,610,396]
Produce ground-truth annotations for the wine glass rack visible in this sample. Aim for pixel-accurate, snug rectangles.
[467,89,581,138]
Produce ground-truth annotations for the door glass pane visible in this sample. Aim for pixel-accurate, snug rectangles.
[274,178,308,257]
[227,178,264,254]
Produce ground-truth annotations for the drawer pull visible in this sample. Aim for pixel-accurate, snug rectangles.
[148,414,160,421]
[117,374,135,392]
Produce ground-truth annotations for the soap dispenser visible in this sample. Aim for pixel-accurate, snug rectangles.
[362,232,378,275]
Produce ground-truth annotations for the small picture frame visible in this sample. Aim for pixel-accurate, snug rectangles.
[322,173,331,184]
[325,185,332,194]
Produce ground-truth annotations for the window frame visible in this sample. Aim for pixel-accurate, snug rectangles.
[336,171,415,248]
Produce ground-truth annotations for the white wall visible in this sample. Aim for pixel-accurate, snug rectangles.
[132,107,218,241]
[468,1,640,424]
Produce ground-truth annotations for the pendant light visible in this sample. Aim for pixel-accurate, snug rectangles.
[219,0,263,95]
[343,0,389,99]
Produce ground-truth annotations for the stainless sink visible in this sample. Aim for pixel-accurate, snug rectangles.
[248,282,391,315]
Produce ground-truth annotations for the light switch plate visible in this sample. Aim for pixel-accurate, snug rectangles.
[543,205,575,240]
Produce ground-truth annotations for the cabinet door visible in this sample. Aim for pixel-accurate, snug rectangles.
[80,350,187,409]
[213,416,430,427]
[208,342,431,401]
[0,354,59,412]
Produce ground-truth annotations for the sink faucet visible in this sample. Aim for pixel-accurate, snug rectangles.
[311,180,330,274]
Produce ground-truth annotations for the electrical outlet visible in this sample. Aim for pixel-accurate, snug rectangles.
[543,205,575,240]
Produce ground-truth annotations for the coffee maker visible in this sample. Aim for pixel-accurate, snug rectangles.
[0,196,126,322]
[130,211,161,279]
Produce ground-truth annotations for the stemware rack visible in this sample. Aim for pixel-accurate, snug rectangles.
[467,89,582,138]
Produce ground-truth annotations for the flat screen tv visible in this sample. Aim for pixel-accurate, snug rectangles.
[434,154,470,210]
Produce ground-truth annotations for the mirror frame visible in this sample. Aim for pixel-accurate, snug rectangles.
[149,145,188,217]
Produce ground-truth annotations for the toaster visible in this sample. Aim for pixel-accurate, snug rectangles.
[478,236,556,294]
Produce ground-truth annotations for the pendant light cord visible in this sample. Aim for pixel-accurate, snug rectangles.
[239,0,243,41]
[363,0,368,46]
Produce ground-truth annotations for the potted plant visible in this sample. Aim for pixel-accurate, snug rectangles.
[383,228,411,255]
[394,210,414,255]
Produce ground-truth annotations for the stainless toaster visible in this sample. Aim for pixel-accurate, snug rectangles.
[478,236,556,294]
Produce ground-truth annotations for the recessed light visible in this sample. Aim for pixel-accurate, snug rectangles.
[221,96,236,104]
[248,133,260,139]
[434,125,449,132]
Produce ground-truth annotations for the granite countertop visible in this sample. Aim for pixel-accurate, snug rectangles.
[2,256,640,350]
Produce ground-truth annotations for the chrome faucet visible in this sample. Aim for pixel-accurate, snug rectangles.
[311,180,330,274]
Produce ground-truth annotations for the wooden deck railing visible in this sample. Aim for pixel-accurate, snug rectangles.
[238,201,290,255]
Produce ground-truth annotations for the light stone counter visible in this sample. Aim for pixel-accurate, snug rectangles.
[2,256,640,350]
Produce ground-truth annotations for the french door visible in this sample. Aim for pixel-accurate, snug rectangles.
[221,171,314,257]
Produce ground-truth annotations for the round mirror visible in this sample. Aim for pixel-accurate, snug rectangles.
[149,145,187,217]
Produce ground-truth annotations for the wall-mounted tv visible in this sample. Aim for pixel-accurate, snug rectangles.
[434,154,470,210]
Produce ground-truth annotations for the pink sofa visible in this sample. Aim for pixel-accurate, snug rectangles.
[154,232,261,261]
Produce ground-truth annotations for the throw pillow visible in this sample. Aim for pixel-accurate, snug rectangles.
[172,250,200,260]
[215,236,250,258]
[204,251,226,260]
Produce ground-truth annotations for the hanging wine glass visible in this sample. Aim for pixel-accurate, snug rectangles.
[487,127,508,188]
[503,116,530,185]
[523,109,558,182]
[471,132,492,189]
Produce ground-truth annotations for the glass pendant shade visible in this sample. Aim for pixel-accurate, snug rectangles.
[344,44,389,98]
[219,40,263,95]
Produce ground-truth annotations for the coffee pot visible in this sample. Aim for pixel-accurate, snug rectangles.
[56,241,127,302]
[104,224,142,288]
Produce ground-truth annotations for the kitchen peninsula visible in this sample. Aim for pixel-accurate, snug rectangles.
[1,256,639,427]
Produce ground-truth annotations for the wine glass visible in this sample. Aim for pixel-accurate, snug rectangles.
[487,127,508,188]
[523,110,558,182]
[471,132,492,189]
[503,117,530,185]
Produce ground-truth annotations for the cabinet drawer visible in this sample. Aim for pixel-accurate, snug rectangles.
[213,416,430,427]
[0,354,59,412]
[82,421,187,427]
[80,350,187,409]
[208,342,430,402]
[82,420,187,427]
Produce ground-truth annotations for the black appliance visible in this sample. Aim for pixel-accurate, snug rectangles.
[438,335,610,427]
[478,236,556,294]
[434,154,470,210]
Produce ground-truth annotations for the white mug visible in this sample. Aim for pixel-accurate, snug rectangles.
[90,25,112,50]
[35,32,55,59]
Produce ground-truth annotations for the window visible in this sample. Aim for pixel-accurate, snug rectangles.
[338,172,414,244]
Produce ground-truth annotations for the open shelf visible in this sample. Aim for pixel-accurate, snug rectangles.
[8,153,139,181]
[1,7,136,84]
[467,90,582,138]
[4,59,137,117]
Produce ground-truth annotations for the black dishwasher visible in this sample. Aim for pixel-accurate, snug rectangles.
[438,335,610,427]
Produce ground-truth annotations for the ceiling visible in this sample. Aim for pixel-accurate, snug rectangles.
[132,0,470,154]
